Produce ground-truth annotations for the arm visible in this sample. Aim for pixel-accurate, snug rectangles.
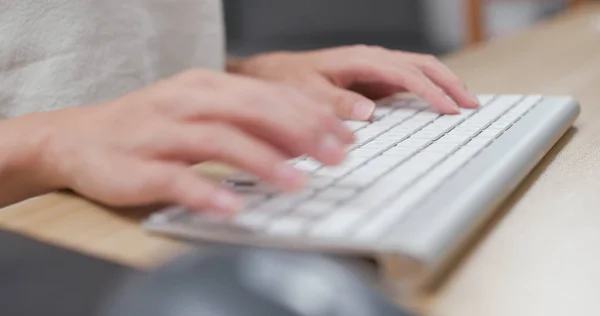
[0,113,60,207]
[0,69,351,211]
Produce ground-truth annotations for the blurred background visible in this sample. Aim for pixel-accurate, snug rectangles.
[224,0,574,56]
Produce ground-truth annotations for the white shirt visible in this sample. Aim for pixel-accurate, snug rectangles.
[0,0,225,119]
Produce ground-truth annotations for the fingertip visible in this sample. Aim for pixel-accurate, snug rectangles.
[210,189,244,213]
[274,164,308,192]
[438,97,461,115]
[457,93,480,109]
[351,99,376,121]
[316,134,347,166]
[436,103,460,115]
[332,120,355,145]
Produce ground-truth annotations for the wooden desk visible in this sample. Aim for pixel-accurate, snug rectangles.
[3,4,600,315]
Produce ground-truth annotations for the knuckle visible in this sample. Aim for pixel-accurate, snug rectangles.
[241,84,274,109]
[350,44,385,53]
[420,54,442,68]
[421,54,439,63]
[349,57,375,71]
[145,169,179,196]
[179,68,206,81]
[351,44,370,52]
[271,83,298,100]
[423,87,446,100]
[178,68,220,87]
[315,106,336,125]
[368,45,387,53]
[289,120,316,145]
[398,66,422,84]
[448,77,464,88]
[153,85,182,105]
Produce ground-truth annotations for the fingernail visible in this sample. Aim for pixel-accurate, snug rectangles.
[352,100,376,121]
[318,134,346,165]
[333,122,355,145]
[212,191,243,213]
[446,96,461,113]
[275,164,306,191]
[471,93,479,105]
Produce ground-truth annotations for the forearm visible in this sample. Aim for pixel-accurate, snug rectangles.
[0,113,58,207]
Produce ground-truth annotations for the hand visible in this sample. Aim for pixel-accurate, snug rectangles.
[22,70,353,212]
[228,45,479,120]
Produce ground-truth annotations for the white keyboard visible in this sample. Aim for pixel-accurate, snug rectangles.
[144,94,580,289]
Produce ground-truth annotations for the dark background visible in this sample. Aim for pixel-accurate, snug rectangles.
[223,0,569,57]
[224,0,435,56]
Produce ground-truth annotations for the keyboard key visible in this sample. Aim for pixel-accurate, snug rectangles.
[309,176,336,189]
[309,212,365,238]
[234,212,271,229]
[422,142,460,154]
[465,135,494,148]
[414,152,448,165]
[349,167,389,180]
[222,174,269,193]
[297,200,336,210]
[344,121,369,131]
[336,175,376,188]
[477,95,495,105]
[453,147,484,159]
[396,137,432,149]
[388,100,415,109]
[367,155,402,167]
[288,157,306,164]
[354,188,430,241]
[372,107,395,120]
[295,159,322,173]
[450,125,481,135]
[293,206,330,218]
[478,128,504,138]
[349,164,424,209]
[412,129,444,140]
[436,134,472,144]
[252,197,297,214]
[315,187,358,201]
[315,166,353,178]
[266,216,309,236]
[241,193,269,207]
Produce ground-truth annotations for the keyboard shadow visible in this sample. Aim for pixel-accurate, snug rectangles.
[420,126,579,295]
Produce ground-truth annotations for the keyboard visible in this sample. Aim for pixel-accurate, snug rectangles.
[144,94,580,290]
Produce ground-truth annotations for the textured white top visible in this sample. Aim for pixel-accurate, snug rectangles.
[0,0,225,118]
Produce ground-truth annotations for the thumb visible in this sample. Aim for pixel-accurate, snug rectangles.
[313,85,376,121]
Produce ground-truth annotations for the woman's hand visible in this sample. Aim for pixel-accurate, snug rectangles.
[228,45,479,120]
[3,70,352,212]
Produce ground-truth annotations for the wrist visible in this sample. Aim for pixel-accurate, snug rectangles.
[225,56,246,74]
[0,112,66,194]
[226,52,294,75]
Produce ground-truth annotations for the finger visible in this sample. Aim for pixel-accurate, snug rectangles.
[408,54,479,108]
[347,60,461,114]
[309,82,376,121]
[175,80,349,165]
[162,123,307,192]
[74,155,242,213]
[149,163,243,213]
[398,66,461,114]
[349,82,404,100]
